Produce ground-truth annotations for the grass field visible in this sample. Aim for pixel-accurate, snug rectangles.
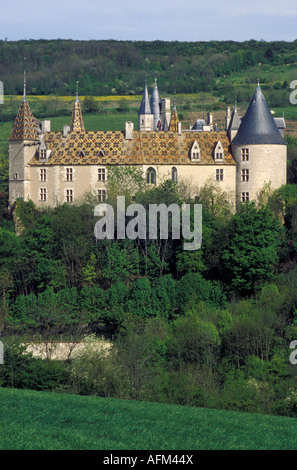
[1,387,297,450]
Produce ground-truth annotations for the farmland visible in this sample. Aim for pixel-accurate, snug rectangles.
[1,387,297,450]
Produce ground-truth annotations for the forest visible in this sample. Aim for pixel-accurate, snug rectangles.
[1,173,297,417]
[0,38,296,100]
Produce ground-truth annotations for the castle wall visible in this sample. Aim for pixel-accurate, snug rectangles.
[9,141,37,204]
[232,144,287,202]
[28,163,236,208]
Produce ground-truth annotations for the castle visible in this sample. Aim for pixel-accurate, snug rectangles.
[8,78,287,208]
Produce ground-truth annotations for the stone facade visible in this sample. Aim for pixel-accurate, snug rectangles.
[8,81,287,209]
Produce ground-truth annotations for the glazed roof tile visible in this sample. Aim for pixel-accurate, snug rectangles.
[29,130,235,166]
[9,100,39,141]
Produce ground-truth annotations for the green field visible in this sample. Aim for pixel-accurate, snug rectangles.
[1,387,297,450]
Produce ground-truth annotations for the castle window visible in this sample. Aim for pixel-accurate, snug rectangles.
[39,149,46,159]
[241,192,249,202]
[216,169,224,181]
[190,141,201,161]
[66,189,73,203]
[98,168,106,182]
[171,167,178,182]
[146,167,156,185]
[241,148,249,161]
[242,169,249,182]
[97,189,106,203]
[14,173,18,180]
[214,140,224,160]
[40,168,46,182]
[66,168,73,182]
[40,188,47,202]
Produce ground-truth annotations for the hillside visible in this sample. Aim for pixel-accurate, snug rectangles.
[1,387,297,450]
[0,39,297,105]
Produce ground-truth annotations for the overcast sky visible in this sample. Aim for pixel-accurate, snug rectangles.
[1,0,297,42]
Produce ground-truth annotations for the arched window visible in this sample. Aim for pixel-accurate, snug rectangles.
[146,167,156,184]
[171,167,178,182]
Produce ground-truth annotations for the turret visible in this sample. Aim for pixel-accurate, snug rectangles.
[232,84,287,202]
[138,80,154,131]
[8,71,39,204]
[150,78,162,131]
[227,106,241,141]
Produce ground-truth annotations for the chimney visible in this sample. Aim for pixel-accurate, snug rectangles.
[63,125,70,137]
[41,120,51,133]
[208,112,213,125]
[125,121,134,140]
[225,107,231,130]
[177,122,182,135]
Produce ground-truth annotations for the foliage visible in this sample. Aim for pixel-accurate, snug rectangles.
[222,202,284,295]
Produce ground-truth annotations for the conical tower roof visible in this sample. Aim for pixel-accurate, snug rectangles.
[9,100,39,141]
[150,79,161,115]
[138,81,152,115]
[228,106,241,131]
[233,85,285,145]
[70,91,85,133]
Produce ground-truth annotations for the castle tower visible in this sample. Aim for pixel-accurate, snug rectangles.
[138,80,154,131]
[232,84,287,202]
[8,72,39,204]
[70,84,85,132]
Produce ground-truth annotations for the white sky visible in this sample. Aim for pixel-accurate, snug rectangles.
[1,0,297,41]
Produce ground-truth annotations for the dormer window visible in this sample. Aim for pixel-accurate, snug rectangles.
[214,141,224,161]
[39,141,47,160]
[78,150,86,158]
[190,140,201,161]
[40,149,46,159]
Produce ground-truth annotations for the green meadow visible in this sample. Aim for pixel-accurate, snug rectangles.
[1,387,297,450]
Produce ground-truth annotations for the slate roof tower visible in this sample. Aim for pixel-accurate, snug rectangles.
[138,80,154,131]
[233,84,285,145]
[232,84,287,203]
[150,78,162,131]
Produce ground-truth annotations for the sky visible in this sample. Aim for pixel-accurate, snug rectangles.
[1,0,297,42]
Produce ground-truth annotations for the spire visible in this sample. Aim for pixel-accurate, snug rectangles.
[70,83,85,133]
[9,59,40,141]
[228,105,241,132]
[9,100,39,141]
[23,70,27,102]
[233,84,286,145]
[138,79,152,115]
[169,92,179,132]
[23,57,27,102]
[76,80,79,103]
[150,77,161,131]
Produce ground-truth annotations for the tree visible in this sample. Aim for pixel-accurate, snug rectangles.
[114,317,168,399]
[222,202,284,295]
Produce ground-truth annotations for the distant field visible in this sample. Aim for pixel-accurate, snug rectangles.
[1,387,297,450]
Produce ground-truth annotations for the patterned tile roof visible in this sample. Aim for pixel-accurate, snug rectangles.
[70,99,85,133]
[29,130,235,166]
[169,109,179,132]
[9,100,39,141]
